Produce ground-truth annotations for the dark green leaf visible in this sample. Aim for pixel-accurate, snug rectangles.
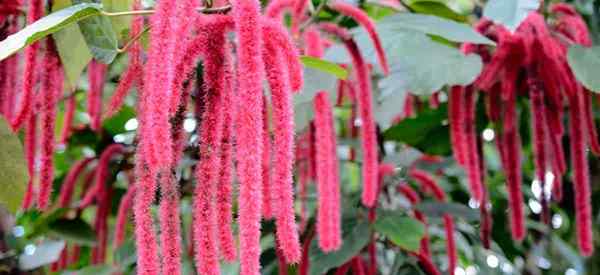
[551,236,586,274]
[19,240,65,270]
[378,13,495,45]
[103,105,136,135]
[293,67,338,131]
[567,45,600,92]
[0,117,28,214]
[384,104,452,156]
[102,0,134,39]
[309,221,370,275]
[0,3,103,61]
[300,56,348,79]
[374,212,425,252]
[74,0,119,63]
[415,201,480,222]
[48,218,97,246]
[405,0,468,22]
[482,0,539,32]
[114,238,137,266]
[52,0,94,90]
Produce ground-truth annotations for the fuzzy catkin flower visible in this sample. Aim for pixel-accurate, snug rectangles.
[582,91,600,155]
[329,1,389,75]
[463,87,484,203]
[313,91,342,252]
[232,0,265,273]
[22,114,37,209]
[60,95,77,145]
[87,60,107,131]
[304,27,325,58]
[214,41,237,262]
[58,157,94,207]
[263,25,301,262]
[262,19,304,92]
[38,40,63,210]
[159,173,182,275]
[80,144,124,207]
[261,98,274,219]
[449,86,466,166]
[114,184,135,248]
[567,92,594,256]
[10,0,43,130]
[132,158,160,275]
[528,78,549,185]
[193,23,228,275]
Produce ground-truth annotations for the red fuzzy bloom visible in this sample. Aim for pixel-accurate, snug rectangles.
[38,39,63,210]
[159,173,182,275]
[232,0,265,272]
[449,86,467,166]
[262,20,304,92]
[313,91,342,252]
[132,158,160,275]
[87,60,107,131]
[114,184,135,248]
[329,1,389,75]
[58,157,94,207]
[60,95,77,145]
[80,144,124,207]
[263,21,301,262]
[304,27,325,58]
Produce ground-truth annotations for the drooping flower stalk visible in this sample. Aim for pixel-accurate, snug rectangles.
[114,184,135,248]
[132,157,160,275]
[304,27,325,58]
[21,114,37,209]
[449,86,466,166]
[106,0,144,118]
[58,157,94,207]
[320,23,378,208]
[232,0,265,271]
[80,144,124,207]
[38,39,63,210]
[397,183,430,257]
[329,1,389,75]
[193,21,227,275]
[263,20,301,262]
[583,91,600,155]
[159,172,182,275]
[60,95,77,145]
[10,0,43,130]
[262,19,304,92]
[463,87,484,203]
[87,60,107,131]
[567,91,594,256]
[313,91,341,252]
[262,97,274,219]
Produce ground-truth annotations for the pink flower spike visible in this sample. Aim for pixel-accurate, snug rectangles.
[132,157,160,275]
[304,27,325,58]
[261,19,304,93]
[232,0,265,273]
[313,91,342,252]
[87,60,107,131]
[263,28,301,263]
[261,97,274,219]
[60,95,77,145]
[58,157,94,207]
[159,173,182,275]
[114,184,136,248]
[329,1,389,75]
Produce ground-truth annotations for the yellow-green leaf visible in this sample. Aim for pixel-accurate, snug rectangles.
[0,117,28,214]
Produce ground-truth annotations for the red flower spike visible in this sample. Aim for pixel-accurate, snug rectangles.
[159,173,182,275]
[449,86,466,166]
[132,159,160,275]
[193,24,228,275]
[314,91,342,252]
[115,184,135,248]
[320,24,379,208]
[232,0,266,270]
[261,97,274,219]
[263,27,301,263]
[415,253,441,275]
[463,87,484,203]
[583,91,600,155]
[443,215,457,275]
[265,0,294,19]
[528,78,549,186]
[10,0,43,130]
[262,19,303,93]
[80,144,124,207]
[38,40,63,210]
[22,114,37,210]
[304,27,325,58]
[60,95,77,145]
[409,168,445,201]
[329,1,389,75]
[58,157,94,207]
[87,60,107,131]
[567,92,594,256]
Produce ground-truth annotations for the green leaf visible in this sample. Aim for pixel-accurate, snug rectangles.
[415,201,480,222]
[0,117,28,214]
[567,45,600,92]
[0,3,103,61]
[62,265,114,275]
[374,212,425,252]
[114,238,137,266]
[48,218,97,246]
[300,56,348,79]
[19,240,66,270]
[405,0,468,22]
[309,221,370,275]
[378,13,495,45]
[52,0,94,90]
[383,104,452,156]
[482,0,539,32]
[103,105,136,135]
[74,0,119,63]
[293,67,338,131]
[102,0,134,39]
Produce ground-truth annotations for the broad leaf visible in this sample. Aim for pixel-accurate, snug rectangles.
[102,0,134,38]
[300,56,348,79]
[114,238,137,266]
[404,0,468,22]
[567,45,600,92]
[74,0,119,63]
[48,218,97,246]
[374,212,425,252]
[379,13,495,45]
[52,0,94,90]
[384,104,452,156]
[482,0,539,32]
[0,3,103,61]
[19,240,66,270]
[294,67,338,131]
[415,201,480,222]
[309,221,370,275]
[0,118,28,214]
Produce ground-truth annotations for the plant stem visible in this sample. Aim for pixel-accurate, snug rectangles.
[117,26,150,53]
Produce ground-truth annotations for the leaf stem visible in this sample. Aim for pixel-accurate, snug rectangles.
[117,26,150,53]
[100,5,231,17]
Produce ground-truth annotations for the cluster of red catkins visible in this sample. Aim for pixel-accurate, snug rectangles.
[449,4,596,256]
[0,0,394,273]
